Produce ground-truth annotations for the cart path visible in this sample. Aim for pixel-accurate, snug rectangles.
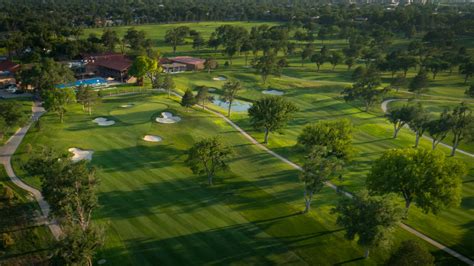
[381,99,474,158]
[0,103,62,240]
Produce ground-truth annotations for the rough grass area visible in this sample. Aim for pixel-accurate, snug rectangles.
[0,166,53,264]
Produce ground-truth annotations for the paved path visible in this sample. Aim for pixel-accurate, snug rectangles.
[381,99,474,158]
[0,103,62,240]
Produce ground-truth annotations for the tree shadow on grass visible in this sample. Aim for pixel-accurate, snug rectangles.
[98,215,347,265]
[93,144,185,173]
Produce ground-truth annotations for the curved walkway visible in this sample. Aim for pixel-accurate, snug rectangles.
[381,99,474,158]
[0,103,62,240]
[152,90,473,264]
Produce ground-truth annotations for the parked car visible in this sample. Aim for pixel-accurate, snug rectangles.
[5,85,17,93]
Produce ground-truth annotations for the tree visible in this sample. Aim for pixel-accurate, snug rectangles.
[0,102,29,139]
[128,55,159,86]
[165,26,190,54]
[300,148,342,213]
[345,57,355,70]
[195,86,213,109]
[367,148,466,217]
[386,105,418,138]
[465,84,474,98]
[204,58,218,74]
[427,110,451,150]
[181,88,196,109]
[407,104,431,148]
[42,88,75,123]
[221,80,242,117]
[301,45,314,66]
[76,86,99,115]
[342,67,388,112]
[101,29,119,51]
[459,60,474,83]
[297,119,353,160]
[192,33,205,51]
[185,137,232,185]
[123,28,148,51]
[311,53,326,72]
[25,150,103,265]
[332,190,403,258]
[447,103,473,156]
[248,96,298,144]
[424,57,449,80]
[409,70,429,97]
[253,54,281,84]
[329,51,344,70]
[386,240,435,266]
[390,74,408,92]
[162,74,175,98]
[17,58,74,91]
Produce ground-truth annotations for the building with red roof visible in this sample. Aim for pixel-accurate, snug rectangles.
[0,60,20,74]
[167,56,205,71]
[82,53,132,82]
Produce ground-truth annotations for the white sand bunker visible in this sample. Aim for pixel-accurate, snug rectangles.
[156,112,181,124]
[208,88,217,92]
[120,104,134,108]
[93,117,115,126]
[213,76,227,81]
[262,89,284,96]
[68,148,93,162]
[143,135,162,142]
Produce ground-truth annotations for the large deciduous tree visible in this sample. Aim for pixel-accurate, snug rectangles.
[42,87,76,123]
[427,110,451,150]
[25,149,103,266]
[447,102,473,156]
[76,86,99,115]
[386,104,418,138]
[300,148,342,213]
[332,190,403,258]
[253,53,281,84]
[407,104,431,148]
[185,137,232,185]
[18,58,74,91]
[0,102,29,140]
[221,80,242,117]
[409,70,429,96]
[248,96,298,144]
[297,119,353,160]
[165,26,190,54]
[367,148,466,217]
[342,67,388,112]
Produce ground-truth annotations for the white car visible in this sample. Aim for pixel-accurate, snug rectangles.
[6,86,17,93]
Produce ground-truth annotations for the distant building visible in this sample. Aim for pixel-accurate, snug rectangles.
[81,52,133,82]
[165,56,205,71]
[0,59,20,87]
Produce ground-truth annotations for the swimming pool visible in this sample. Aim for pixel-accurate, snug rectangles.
[57,77,108,88]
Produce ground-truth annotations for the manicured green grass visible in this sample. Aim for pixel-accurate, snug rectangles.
[13,93,461,265]
[163,63,474,259]
[0,166,53,264]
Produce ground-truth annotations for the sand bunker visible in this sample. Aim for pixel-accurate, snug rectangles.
[97,259,107,265]
[213,76,227,81]
[93,117,115,126]
[143,135,162,142]
[212,99,252,112]
[156,112,181,124]
[208,88,217,92]
[262,89,284,96]
[120,104,134,108]
[68,148,93,162]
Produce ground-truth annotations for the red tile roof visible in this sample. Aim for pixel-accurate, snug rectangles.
[0,60,20,72]
[93,57,132,72]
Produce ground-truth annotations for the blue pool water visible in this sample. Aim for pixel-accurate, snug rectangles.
[57,77,107,88]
